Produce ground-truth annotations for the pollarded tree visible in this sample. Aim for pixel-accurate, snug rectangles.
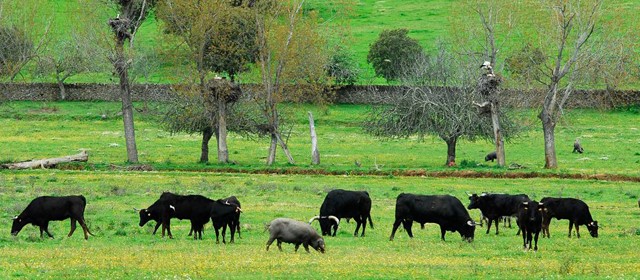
[367,29,424,82]
[365,43,518,166]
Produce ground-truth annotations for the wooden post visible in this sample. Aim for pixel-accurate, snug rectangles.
[308,111,320,165]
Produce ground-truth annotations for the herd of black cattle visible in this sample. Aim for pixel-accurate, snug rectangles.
[10,189,608,253]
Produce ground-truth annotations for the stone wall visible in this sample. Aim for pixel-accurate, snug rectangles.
[2,83,639,108]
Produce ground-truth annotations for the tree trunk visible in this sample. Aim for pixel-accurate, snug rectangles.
[266,133,278,165]
[491,101,505,166]
[217,99,229,163]
[55,75,66,101]
[445,137,457,166]
[115,39,139,163]
[200,126,213,163]
[540,109,558,169]
[308,111,320,165]
[275,132,295,164]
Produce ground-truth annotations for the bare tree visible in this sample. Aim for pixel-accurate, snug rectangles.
[365,44,517,166]
[525,0,602,169]
[251,0,331,165]
[36,33,106,100]
[0,0,51,82]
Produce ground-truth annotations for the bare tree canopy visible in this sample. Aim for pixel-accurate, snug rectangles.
[365,44,519,166]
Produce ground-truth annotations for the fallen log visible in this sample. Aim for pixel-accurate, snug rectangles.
[1,151,88,170]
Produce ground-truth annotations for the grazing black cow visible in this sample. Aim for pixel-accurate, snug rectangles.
[163,194,242,240]
[467,192,531,235]
[138,192,196,236]
[540,197,599,238]
[266,218,325,253]
[517,201,545,251]
[485,151,497,162]
[11,195,94,240]
[390,193,477,242]
[309,189,373,237]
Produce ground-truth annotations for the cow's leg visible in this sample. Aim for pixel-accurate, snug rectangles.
[402,220,414,238]
[439,226,446,241]
[229,222,236,243]
[575,223,581,238]
[39,226,45,238]
[43,222,54,238]
[68,218,78,237]
[568,221,574,238]
[533,231,540,251]
[495,218,500,235]
[265,236,275,251]
[303,243,310,253]
[214,226,221,244]
[521,229,527,249]
[221,224,227,244]
[390,219,402,241]
[276,240,283,251]
[152,222,160,235]
[486,219,493,234]
[294,243,301,252]
[360,218,367,237]
[332,221,338,237]
[354,217,362,237]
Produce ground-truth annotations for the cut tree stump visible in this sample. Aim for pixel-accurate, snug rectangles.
[1,151,88,170]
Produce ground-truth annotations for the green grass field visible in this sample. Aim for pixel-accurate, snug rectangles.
[1,101,640,278]
[0,171,639,279]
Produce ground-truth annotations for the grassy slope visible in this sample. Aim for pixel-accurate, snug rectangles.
[0,171,638,279]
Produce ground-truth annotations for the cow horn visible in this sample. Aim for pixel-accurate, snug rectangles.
[12,216,18,220]
[169,205,176,211]
[465,191,472,197]
[522,201,529,205]
[236,207,243,213]
[309,216,320,224]
[328,215,340,226]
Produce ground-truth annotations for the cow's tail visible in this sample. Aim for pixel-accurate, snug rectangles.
[368,215,374,229]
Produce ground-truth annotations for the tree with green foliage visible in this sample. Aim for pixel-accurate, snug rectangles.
[367,29,424,82]
[327,46,359,85]
[157,0,257,163]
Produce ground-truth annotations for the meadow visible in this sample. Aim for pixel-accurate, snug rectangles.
[1,101,640,279]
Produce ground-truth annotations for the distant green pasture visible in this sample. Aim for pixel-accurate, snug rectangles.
[1,101,639,177]
[0,171,638,279]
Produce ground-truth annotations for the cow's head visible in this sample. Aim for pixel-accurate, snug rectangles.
[587,221,599,238]
[10,215,28,236]
[309,216,339,236]
[520,201,545,222]
[310,237,325,253]
[459,220,477,242]
[138,208,156,227]
[467,193,485,210]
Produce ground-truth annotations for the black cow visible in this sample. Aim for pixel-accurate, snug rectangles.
[309,189,373,237]
[517,201,545,251]
[540,197,599,238]
[11,195,94,240]
[390,193,476,242]
[485,151,497,162]
[211,196,243,244]
[467,192,530,235]
[138,192,196,237]
[163,194,241,240]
